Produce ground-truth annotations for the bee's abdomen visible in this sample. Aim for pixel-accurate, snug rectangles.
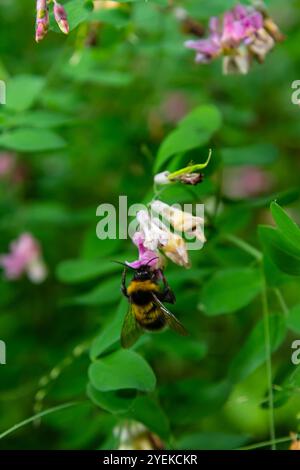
[134,303,166,331]
[142,315,166,331]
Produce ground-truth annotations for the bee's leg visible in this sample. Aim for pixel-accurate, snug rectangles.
[160,271,176,304]
[121,267,129,298]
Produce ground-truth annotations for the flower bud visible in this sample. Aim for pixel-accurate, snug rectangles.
[54,1,70,35]
[154,171,171,185]
[35,0,49,43]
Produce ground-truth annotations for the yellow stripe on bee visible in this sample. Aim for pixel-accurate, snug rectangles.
[132,303,160,323]
[127,280,159,296]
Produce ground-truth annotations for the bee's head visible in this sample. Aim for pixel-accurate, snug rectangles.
[133,265,153,281]
[113,258,159,281]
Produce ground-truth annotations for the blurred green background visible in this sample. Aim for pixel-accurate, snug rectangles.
[1,0,300,450]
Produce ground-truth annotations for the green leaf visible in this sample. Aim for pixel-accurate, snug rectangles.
[154,105,221,172]
[5,75,45,112]
[259,225,300,276]
[69,277,120,305]
[161,379,231,424]
[21,202,70,225]
[287,304,300,334]
[90,300,127,359]
[126,395,170,440]
[0,128,66,152]
[221,143,278,166]
[88,349,156,392]
[87,383,135,414]
[200,268,262,316]
[179,104,222,132]
[262,251,291,287]
[15,111,73,129]
[56,258,119,284]
[229,314,286,383]
[271,202,300,252]
[91,9,130,28]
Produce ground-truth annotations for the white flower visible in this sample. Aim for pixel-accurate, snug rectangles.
[135,209,190,267]
[27,257,48,284]
[136,210,169,250]
[151,200,205,243]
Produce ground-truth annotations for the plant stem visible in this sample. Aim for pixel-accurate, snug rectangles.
[274,288,289,316]
[238,434,294,451]
[261,275,276,450]
[0,402,79,440]
[224,233,263,262]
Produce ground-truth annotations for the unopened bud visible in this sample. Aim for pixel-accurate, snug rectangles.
[54,1,70,35]
[35,0,49,43]
[154,171,171,185]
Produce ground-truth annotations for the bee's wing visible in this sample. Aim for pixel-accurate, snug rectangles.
[121,303,143,348]
[152,293,188,337]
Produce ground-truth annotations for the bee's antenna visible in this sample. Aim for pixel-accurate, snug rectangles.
[111,260,136,270]
[146,257,159,266]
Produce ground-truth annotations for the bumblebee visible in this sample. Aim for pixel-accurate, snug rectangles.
[120,263,188,348]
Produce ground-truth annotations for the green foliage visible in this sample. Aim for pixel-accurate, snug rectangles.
[154,105,222,172]
[0,128,66,152]
[200,268,262,316]
[56,258,120,284]
[229,314,286,383]
[88,349,156,392]
[259,226,300,277]
[1,0,300,452]
[287,304,300,334]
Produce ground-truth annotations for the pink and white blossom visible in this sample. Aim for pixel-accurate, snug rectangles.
[53,1,70,35]
[185,3,282,74]
[35,0,49,43]
[0,153,15,179]
[0,233,47,283]
[126,232,161,269]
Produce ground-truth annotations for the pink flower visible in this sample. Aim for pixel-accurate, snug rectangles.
[0,233,47,283]
[222,5,263,45]
[126,232,161,269]
[0,153,15,178]
[184,3,276,73]
[185,17,222,63]
[54,1,70,35]
[35,0,49,43]
[223,166,272,199]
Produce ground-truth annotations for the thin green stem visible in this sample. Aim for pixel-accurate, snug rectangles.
[238,434,294,451]
[273,288,289,317]
[261,275,276,450]
[0,402,79,440]
[224,233,263,262]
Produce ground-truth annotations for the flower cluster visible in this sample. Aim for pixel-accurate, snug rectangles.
[185,3,284,74]
[0,233,47,283]
[35,0,69,43]
[126,159,208,270]
[127,203,204,269]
